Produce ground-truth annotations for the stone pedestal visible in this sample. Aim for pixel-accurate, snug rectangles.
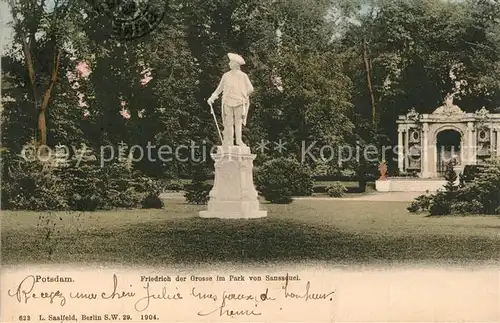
[376,178,447,192]
[199,145,267,219]
[375,180,390,192]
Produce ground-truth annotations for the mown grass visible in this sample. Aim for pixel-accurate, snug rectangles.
[2,199,499,266]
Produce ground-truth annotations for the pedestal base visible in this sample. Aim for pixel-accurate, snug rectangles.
[375,180,390,192]
[200,208,267,219]
[376,178,447,192]
[420,171,431,178]
[199,145,267,219]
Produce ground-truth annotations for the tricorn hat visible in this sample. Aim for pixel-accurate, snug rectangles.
[227,53,245,65]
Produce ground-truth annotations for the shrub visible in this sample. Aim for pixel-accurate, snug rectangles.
[313,185,328,194]
[459,165,486,187]
[1,148,163,211]
[68,193,101,211]
[255,158,313,204]
[326,181,347,197]
[65,159,102,211]
[407,193,432,213]
[165,180,185,191]
[66,161,163,210]
[1,152,68,211]
[409,159,500,216]
[99,162,145,209]
[184,181,211,205]
[184,167,211,205]
[136,178,164,209]
[289,168,314,197]
[313,163,330,177]
[427,161,458,216]
[460,159,500,214]
[443,162,458,194]
[142,195,165,209]
[259,183,293,204]
[450,200,484,215]
[428,191,452,216]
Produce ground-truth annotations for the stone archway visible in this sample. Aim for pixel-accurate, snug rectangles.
[393,103,500,187]
[435,128,462,177]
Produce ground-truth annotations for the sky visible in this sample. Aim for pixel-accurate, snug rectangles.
[1,1,13,53]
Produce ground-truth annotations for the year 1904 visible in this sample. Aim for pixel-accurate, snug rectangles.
[141,314,159,320]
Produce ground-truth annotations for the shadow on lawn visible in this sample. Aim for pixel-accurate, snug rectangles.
[3,216,500,265]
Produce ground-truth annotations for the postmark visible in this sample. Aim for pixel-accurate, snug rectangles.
[89,0,167,40]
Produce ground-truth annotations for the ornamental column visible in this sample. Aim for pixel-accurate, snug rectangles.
[467,122,476,164]
[397,127,404,171]
[488,125,497,157]
[421,123,430,177]
[404,125,410,171]
[496,128,500,157]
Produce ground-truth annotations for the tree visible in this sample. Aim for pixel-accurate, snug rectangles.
[340,0,500,170]
[443,160,458,194]
[4,0,80,149]
[179,0,354,171]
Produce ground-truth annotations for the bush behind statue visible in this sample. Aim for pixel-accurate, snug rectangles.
[255,157,314,204]
[184,166,212,205]
[184,180,212,205]
[1,152,163,211]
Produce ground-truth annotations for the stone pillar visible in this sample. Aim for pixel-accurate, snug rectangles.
[200,146,267,219]
[490,126,494,157]
[397,127,404,171]
[496,128,500,157]
[404,126,410,171]
[492,127,498,157]
[421,123,430,178]
[467,122,476,165]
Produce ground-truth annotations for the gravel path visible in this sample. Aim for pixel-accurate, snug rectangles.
[161,191,423,202]
[294,192,423,202]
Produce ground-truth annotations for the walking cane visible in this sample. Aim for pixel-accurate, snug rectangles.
[209,102,223,144]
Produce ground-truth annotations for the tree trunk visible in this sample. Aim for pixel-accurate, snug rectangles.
[38,50,62,146]
[22,40,37,101]
[363,37,376,125]
[38,111,46,144]
[357,162,367,193]
[8,0,65,151]
[10,0,40,141]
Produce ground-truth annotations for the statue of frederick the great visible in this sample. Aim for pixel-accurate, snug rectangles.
[207,53,254,147]
[200,53,267,219]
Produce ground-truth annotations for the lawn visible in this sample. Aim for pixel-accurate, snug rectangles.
[2,199,500,266]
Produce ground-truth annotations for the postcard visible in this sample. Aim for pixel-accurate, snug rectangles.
[1,0,500,321]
